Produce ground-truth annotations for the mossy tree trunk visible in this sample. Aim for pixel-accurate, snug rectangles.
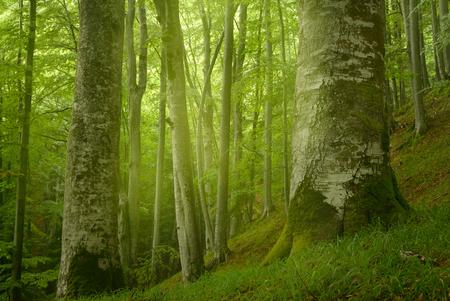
[165,0,203,282]
[11,0,35,299]
[57,0,125,297]
[264,0,409,264]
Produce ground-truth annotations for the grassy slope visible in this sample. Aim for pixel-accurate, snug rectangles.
[79,88,450,301]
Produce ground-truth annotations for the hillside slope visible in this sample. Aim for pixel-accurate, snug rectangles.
[79,88,450,301]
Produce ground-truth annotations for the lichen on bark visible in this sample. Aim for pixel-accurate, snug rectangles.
[264,0,409,264]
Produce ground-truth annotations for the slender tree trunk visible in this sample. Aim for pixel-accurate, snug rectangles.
[214,0,234,263]
[165,0,203,282]
[439,0,450,76]
[399,79,406,106]
[261,0,273,218]
[0,87,3,206]
[264,0,409,264]
[392,77,399,111]
[230,3,248,238]
[418,15,430,88]
[247,1,264,223]
[152,14,167,265]
[277,0,290,215]
[431,0,446,80]
[152,47,166,254]
[57,0,125,297]
[410,0,427,135]
[197,0,215,251]
[126,0,148,264]
[11,1,35,300]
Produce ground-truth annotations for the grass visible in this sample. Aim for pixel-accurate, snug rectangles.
[75,86,450,301]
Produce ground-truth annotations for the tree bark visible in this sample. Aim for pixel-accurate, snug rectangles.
[152,0,167,269]
[165,0,203,282]
[11,0,36,299]
[197,0,216,251]
[264,0,409,264]
[431,0,447,80]
[439,0,450,76]
[57,0,125,297]
[214,0,234,263]
[126,0,148,264]
[277,0,290,215]
[409,0,427,135]
[230,3,248,238]
[261,0,273,219]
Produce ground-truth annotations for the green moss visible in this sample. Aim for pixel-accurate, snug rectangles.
[350,111,384,132]
[264,187,340,263]
[65,249,123,298]
[262,224,292,265]
[343,167,410,234]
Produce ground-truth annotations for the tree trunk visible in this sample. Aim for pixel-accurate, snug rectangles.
[152,11,167,264]
[57,0,125,297]
[418,15,430,89]
[264,0,409,264]
[126,0,148,264]
[261,0,273,219]
[11,1,35,299]
[439,0,450,76]
[230,3,248,238]
[197,0,216,251]
[277,0,290,215]
[410,0,427,135]
[431,0,447,80]
[214,0,234,263]
[165,0,203,282]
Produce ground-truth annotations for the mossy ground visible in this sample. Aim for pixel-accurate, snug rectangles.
[75,88,450,300]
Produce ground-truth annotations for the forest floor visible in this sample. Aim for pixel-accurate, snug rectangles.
[78,87,450,301]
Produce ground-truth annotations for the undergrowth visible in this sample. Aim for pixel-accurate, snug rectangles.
[73,84,450,301]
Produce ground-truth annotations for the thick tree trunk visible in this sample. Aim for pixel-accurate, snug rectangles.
[165,0,203,282]
[57,0,125,297]
[264,0,409,264]
[214,0,234,263]
[126,0,148,264]
[261,0,273,218]
[439,0,450,76]
[11,1,35,299]
[410,0,427,135]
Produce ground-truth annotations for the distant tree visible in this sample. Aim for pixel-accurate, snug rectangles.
[11,0,36,299]
[439,0,450,76]
[409,0,427,135]
[164,0,203,282]
[214,0,234,263]
[126,0,148,265]
[261,0,273,218]
[57,0,125,297]
[264,0,409,264]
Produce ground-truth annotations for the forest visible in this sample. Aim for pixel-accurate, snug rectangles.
[0,0,449,300]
